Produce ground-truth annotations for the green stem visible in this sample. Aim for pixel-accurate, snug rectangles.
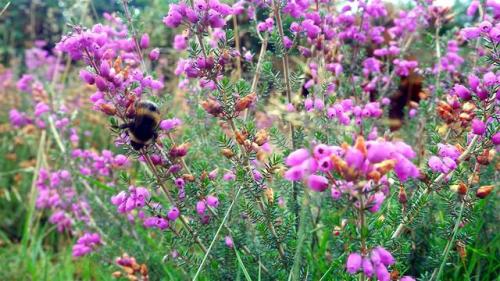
[432,202,465,281]
[193,185,244,281]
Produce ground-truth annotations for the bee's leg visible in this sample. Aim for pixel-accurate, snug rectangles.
[152,131,159,144]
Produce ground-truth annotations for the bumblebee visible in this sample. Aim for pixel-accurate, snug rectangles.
[118,100,161,150]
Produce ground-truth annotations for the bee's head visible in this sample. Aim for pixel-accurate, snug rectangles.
[135,100,160,120]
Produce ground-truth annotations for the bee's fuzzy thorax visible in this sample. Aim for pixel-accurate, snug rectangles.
[135,100,160,124]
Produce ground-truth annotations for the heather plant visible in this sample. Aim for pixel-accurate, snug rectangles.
[0,0,499,280]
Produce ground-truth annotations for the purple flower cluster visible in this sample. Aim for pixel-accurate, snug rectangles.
[36,169,91,233]
[111,186,150,213]
[346,247,415,281]
[163,0,234,30]
[453,71,499,102]
[326,99,386,126]
[461,20,500,42]
[428,143,461,174]
[285,136,419,196]
[72,232,101,257]
[435,40,464,74]
[57,14,164,118]
[72,149,130,178]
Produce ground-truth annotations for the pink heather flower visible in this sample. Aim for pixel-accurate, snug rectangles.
[467,1,480,16]
[313,144,331,159]
[283,36,292,49]
[304,98,313,111]
[362,258,374,277]
[375,263,390,281]
[368,192,385,213]
[370,247,380,266]
[224,236,234,248]
[79,69,95,84]
[160,118,182,131]
[318,157,332,172]
[461,27,481,40]
[16,74,33,92]
[206,195,219,208]
[492,132,500,145]
[173,34,188,50]
[479,21,492,33]
[140,33,150,49]
[374,247,394,266]
[428,156,444,172]
[307,175,329,192]
[72,232,101,258]
[394,156,420,182]
[367,142,392,163]
[453,84,472,100]
[208,169,218,180]
[442,157,457,173]
[284,166,305,181]
[149,48,160,61]
[243,51,253,61]
[286,149,310,166]
[483,72,497,87]
[401,277,416,281]
[223,171,236,181]
[471,119,486,135]
[346,252,362,274]
[489,28,500,43]
[168,207,180,221]
[196,200,206,215]
[345,148,364,170]
[468,74,480,90]
[409,108,417,118]
[9,109,29,128]
[331,188,341,200]
[34,102,50,117]
[438,144,461,160]
[314,98,324,111]
[113,154,129,166]
[175,178,185,188]
[143,217,157,228]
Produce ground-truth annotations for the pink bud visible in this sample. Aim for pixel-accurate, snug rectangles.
[149,48,160,61]
[168,207,180,221]
[196,200,206,215]
[140,33,150,49]
[346,252,362,274]
[307,175,329,192]
[206,195,219,208]
[362,258,374,277]
[375,264,390,281]
[225,236,234,248]
[471,118,486,135]
[374,247,395,266]
[285,149,310,166]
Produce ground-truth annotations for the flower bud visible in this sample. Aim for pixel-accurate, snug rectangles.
[398,186,407,204]
[254,129,268,146]
[457,182,468,195]
[201,99,223,116]
[182,173,195,182]
[221,148,234,158]
[235,93,257,112]
[149,48,160,61]
[140,33,150,49]
[100,103,117,116]
[476,185,493,198]
[346,253,362,274]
